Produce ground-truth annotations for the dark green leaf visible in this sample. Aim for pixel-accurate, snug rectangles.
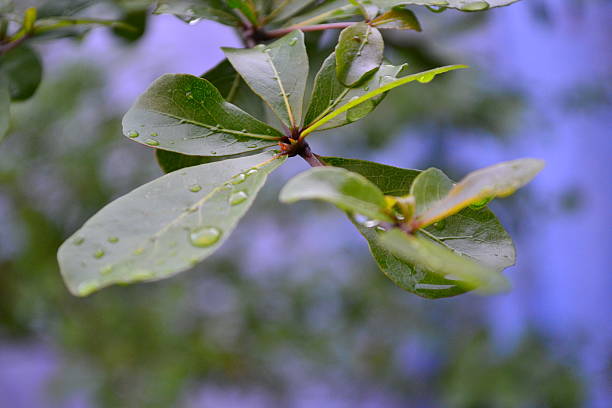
[415,158,545,227]
[154,0,240,25]
[378,229,509,293]
[156,150,229,173]
[280,166,394,222]
[267,0,318,22]
[304,52,405,130]
[302,64,467,136]
[372,0,520,12]
[122,74,282,156]
[371,7,422,31]
[227,0,258,24]
[58,151,286,296]
[285,0,358,27]
[335,22,384,87]
[349,0,379,19]
[223,31,308,128]
[0,45,43,101]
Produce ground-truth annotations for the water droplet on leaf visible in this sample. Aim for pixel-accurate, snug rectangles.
[93,250,105,259]
[288,37,298,46]
[417,73,435,83]
[145,139,159,146]
[230,173,247,184]
[127,131,139,138]
[189,184,202,193]
[190,227,221,248]
[73,236,85,246]
[107,236,119,244]
[229,191,248,206]
[433,219,447,230]
[460,1,489,11]
[469,197,492,210]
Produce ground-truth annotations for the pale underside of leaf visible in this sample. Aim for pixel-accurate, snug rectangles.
[379,229,509,294]
[58,151,286,296]
[122,74,282,157]
[279,166,393,222]
[154,0,240,25]
[223,31,308,128]
[416,158,545,227]
[301,64,467,137]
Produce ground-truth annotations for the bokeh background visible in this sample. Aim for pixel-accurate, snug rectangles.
[1,0,610,407]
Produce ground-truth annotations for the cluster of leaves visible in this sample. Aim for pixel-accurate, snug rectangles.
[54,0,542,300]
[0,0,150,141]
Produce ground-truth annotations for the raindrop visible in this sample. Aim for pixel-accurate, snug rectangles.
[107,236,119,244]
[417,73,435,83]
[211,151,217,155]
[433,219,447,230]
[186,91,193,98]
[380,75,395,86]
[229,191,248,206]
[363,86,370,91]
[352,35,361,42]
[288,37,298,46]
[230,173,247,184]
[460,1,489,11]
[145,139,160,146]
[246,168,258,176]
[469,197,492,210]
[247,144,258,148]
[73,236,85,246]
[77,282,98,296]
[189,184,202,193]
[189,227,222,248]
[188,17,202,25]
[100,265,113,275]
[127,131,139,138]
[93,250,105,259]
[150,132,158,137]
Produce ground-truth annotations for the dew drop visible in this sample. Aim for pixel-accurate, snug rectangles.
[189,184,202,193]
[433,219,447,230]
[246,168,258,176]
[107,236,119,244]
[145,139,160,146]
[247,144,258,148]
[188,17,202,25]
[189,226,222,248]
[211,151,217,155]
[100,265,113,275]
[150,132,158,137]
[288,37,298,46]
[352,35,361,42]
[127,131,139,138]
[133,247,144,255]
[417,73,435,83]
[469,197,492,210]
[73,236,85,246]
[186,91,193,98]
[77,282,98,296]
[460,1,489,11]
[93,250,105,259]
[230,173,247,184]
[363,86,370,91]
[229,191,248,206]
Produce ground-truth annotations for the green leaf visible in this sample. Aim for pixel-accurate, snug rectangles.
[267,0,318,22]
[156,150,227,174]
[302,64,467,136]
[0,45,43,101]
[201,58,265,120]
[409,167,451,215]
[371,7,422,31]
[349,0,379,19]
[0,76,10,142]
[372,0,520,12]
[335,22,384,87]
[223,31,308,128]
[154,0,240,25]
[122,74,282,157]
[58,151,286,297]
[286,0,519,27]
[304,52,405,130]
[415,158,545,227]
[279,166,393,222]
[378,229,509,293]
[325,157,514,298]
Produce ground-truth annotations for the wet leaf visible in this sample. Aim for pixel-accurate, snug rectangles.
[371,7,422,31]
[415,158,545,227]
[122,74,281,156]
[223,31,308,128]
[58,151,286,296]
[154,0,240,25]
[304,52,405,131]
[302,64,467,136]
[335,22,384,87]
[280,166,393,222]
[378,229,509,293]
